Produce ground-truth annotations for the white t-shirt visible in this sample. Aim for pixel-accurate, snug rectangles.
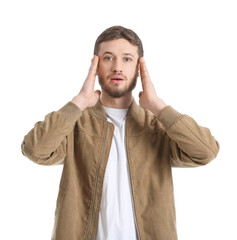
[95,106,138,240]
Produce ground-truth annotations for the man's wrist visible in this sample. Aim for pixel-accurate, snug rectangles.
[71,95,88,111]
[151,98,167,116]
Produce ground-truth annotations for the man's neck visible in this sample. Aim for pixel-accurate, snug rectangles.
[100,91,133,109]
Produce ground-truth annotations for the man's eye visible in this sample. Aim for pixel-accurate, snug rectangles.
[104,56,113,61]
[124,58,132,62]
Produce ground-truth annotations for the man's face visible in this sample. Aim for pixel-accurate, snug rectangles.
[97,38,140,98]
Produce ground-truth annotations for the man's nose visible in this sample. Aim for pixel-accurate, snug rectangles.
[112,59,123,73]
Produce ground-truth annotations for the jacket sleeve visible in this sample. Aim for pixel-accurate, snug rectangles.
[157,106,220,167]
[21,102,82,165]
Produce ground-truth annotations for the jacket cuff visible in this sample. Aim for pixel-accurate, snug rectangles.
[57,102,82,125]
[157,106,183,131]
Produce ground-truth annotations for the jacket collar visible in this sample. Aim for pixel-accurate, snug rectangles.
[91,97,141,120]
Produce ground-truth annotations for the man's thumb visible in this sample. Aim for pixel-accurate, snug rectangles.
[94,90,101,98]
[139,91,143,98]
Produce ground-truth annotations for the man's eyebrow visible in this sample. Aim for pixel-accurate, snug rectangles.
[102,51,113,55]
[102,51,135,58]
[123,53,135,58]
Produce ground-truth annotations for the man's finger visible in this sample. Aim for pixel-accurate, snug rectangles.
[87,55,99,80]
[139,57,151,90]
[83,55,99,91]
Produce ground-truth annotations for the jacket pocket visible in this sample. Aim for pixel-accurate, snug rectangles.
[51,184,68,240]
[55,184,68,216]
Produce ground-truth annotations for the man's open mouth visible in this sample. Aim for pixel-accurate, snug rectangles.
[110,75,124,83]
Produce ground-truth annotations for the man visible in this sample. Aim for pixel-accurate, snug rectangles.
[22,26,219,240]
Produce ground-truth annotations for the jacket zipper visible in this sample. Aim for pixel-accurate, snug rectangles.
[86,123,110,240]
[125,121,141,240]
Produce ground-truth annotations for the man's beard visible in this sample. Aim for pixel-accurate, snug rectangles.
[98,75,137,98]
[98,65,139,98]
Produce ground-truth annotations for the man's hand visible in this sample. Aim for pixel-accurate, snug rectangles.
[71,55,101,111]
[138,57,167,116]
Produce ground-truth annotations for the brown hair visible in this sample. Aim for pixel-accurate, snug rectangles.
[94,25,144,58]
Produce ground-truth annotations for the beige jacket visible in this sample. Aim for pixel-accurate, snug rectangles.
[21,99,219,240]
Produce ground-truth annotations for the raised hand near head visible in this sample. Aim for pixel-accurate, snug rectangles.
[138,57,167,116]
[71,55,101,111]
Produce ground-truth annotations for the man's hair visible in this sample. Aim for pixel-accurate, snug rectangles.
[94,26,144,58]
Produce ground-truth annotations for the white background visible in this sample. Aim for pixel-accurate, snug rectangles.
[0,0,236,239]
